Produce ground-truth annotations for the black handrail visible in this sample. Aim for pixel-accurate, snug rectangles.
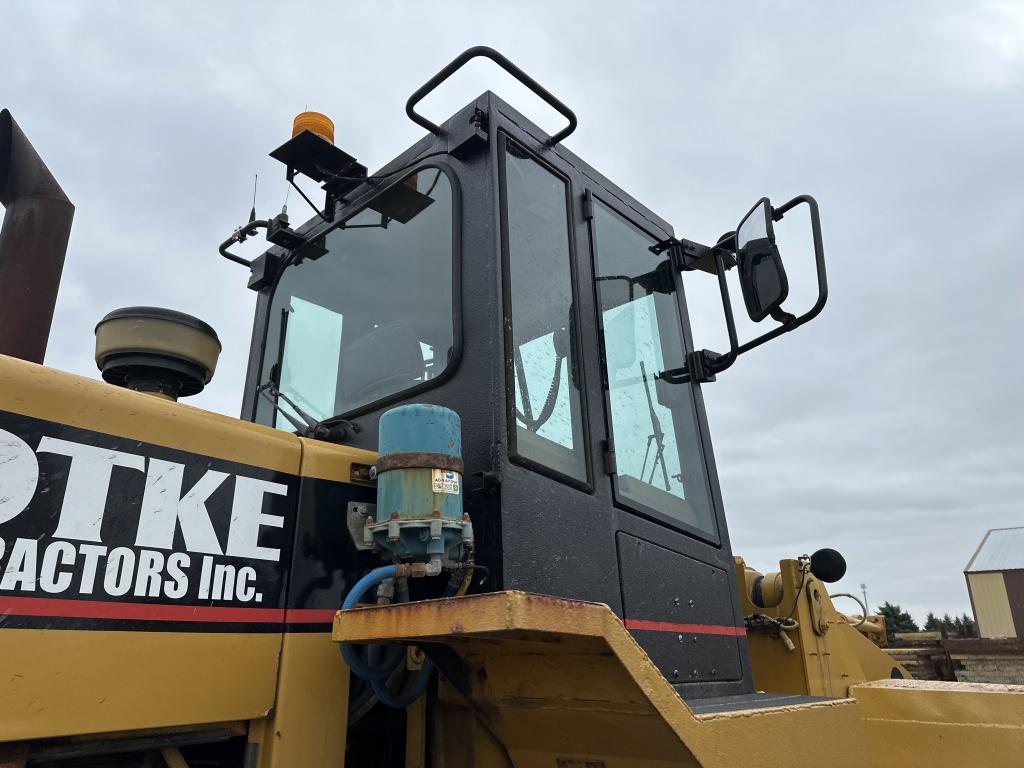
[406,46,578,146]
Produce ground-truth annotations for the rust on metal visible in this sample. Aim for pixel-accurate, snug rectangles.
[0,109,75,364]
[373,451,464,474]
[349,461,377,485]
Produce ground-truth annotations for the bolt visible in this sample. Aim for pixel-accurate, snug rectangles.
[712,668,718,677]
[677,634,683,642]
[369,466,378,480]
[692,669,699,677]
[672,669,679,678]
[674,597,680,606]
[688,599,695,608]
[693,636,698,644]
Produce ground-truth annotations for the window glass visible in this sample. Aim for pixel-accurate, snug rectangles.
[592,201,716,535]
[502,138,587,482]
[257,169,454,429]
[278,296,343,423]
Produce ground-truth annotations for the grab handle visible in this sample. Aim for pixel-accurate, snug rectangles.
[406,46,578,146]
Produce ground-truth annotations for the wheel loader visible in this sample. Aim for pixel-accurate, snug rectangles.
[0,47,1020,768]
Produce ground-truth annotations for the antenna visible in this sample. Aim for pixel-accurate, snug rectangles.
[249,173,258,224]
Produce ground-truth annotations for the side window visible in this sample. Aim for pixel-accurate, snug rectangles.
[591,200,717,537]
[277,297,343,424]
[500,136,588,483]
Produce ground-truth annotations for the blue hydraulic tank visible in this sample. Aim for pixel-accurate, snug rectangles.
[373,404,468,563]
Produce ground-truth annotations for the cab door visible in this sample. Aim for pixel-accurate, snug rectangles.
[586,195,751,695]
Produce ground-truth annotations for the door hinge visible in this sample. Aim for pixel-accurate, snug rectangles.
[602,441,617,474]
[582,189,594,221]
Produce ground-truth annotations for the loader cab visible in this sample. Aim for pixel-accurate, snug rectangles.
[239,58,826,700]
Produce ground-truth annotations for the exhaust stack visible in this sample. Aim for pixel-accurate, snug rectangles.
[0,109,75,364]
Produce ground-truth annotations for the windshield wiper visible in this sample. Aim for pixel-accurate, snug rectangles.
[638,361,671,491]
[258,381,360,441]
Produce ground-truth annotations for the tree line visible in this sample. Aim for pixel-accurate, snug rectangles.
[875,602,977,643]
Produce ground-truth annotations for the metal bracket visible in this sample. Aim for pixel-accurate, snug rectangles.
[807,580,829,636]
[447,106,489,159]
[658,350,718,385]
[346,501,376,551]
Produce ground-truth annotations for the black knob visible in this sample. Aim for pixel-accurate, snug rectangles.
[810,548,847,583]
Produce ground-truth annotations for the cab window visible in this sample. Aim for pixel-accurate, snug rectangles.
[591,200,716,537]
[499,136,588,484]
[256,169,455,428]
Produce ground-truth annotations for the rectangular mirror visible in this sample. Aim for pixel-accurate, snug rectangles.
[736,197,789,322]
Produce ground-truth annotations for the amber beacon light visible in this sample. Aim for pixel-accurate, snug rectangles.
[291,111,335,145]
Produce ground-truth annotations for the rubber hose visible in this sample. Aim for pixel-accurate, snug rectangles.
[339,566,400,680]
[371,659,435,708]
[340,565,437,708]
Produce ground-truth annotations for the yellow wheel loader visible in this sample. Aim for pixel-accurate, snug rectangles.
[0,47,1020,768]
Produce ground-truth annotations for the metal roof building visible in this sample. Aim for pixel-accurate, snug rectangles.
[964,527,1024,639]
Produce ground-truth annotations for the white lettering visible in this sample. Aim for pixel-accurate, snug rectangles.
[0,538,37,591]
[104,547,135,596]
[136,459,226,555]
[133,549,164,597]
[197,555,214,599]
[78,544,107,594]
[40,541,76,593]
[164,552,189,598]
[0,429,38,525]
[37,438,145,542]
[211,563,236,600]
[235,566,257,602]
[226,477,287,561]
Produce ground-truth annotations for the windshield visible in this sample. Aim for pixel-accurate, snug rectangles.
[256,168,455,429]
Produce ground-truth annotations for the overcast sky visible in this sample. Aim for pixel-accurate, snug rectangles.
[6,1,1024,624]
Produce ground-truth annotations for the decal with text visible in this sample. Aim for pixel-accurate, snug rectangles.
[0,412,299,630]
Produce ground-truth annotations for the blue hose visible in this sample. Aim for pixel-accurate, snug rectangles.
[339,565,436,708]
[339,566,399,681]
[371,658,435,707]
[342,565,397,611]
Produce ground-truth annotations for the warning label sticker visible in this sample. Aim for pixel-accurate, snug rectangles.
[431,469,461,495]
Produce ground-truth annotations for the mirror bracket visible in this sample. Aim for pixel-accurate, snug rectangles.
[650,237,733,275]
[658,349,719,385]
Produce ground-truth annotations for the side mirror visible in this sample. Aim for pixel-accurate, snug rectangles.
[736,198,789,322]
[670,194,827,383]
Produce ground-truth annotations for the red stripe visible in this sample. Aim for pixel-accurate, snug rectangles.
[625,618,746,637]
[283,608,336,624]
[0,596,284,623]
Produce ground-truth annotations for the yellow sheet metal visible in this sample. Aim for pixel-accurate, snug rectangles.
[853,679,1024,767]
[0,630,280,740]
[334,590,868,767]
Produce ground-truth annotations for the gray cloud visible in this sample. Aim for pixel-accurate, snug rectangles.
[5,0,1023,624]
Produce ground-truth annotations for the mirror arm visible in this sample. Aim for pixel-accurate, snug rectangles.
[675,194,828,379]
[704,247,739,375]
[734,194,828,356]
